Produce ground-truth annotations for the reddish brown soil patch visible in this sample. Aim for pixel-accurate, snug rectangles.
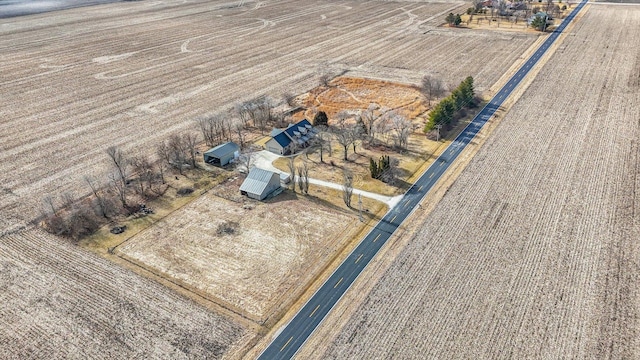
[295,77,428,122]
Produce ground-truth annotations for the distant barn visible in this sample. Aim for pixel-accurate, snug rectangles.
[204,142,239,166]
[239,168,281,200]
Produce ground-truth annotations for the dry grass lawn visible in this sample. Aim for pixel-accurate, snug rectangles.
[117,187,359,325]
[275,76,483,196]
[295,76,428,121]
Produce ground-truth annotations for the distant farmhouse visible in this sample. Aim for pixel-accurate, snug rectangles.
[265,119,317,155]
[239,168,281,200]
[204,142,240,166]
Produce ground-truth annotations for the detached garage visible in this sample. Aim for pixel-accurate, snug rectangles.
[239,168,281,200]
[204,142,239,166]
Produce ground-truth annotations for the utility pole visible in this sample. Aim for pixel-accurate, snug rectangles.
[435,124,443,142]
[358,194,364,222]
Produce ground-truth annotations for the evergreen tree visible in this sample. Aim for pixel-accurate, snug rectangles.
[451,88,465,111]
[531,14,547,31]
[313,111,329,126]
[370,158,379,179]
[445,13,456,26]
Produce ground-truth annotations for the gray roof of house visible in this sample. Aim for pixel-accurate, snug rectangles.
[204,142,239,158]
[239,168,278,195]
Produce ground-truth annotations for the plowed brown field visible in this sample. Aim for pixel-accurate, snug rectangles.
[0,0,543,357]
[304,5,640,359]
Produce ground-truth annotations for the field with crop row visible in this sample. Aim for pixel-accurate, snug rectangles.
[0,228,252,359]
[0,0,545,357]
[0,0,538,223]
[308,5,640,359]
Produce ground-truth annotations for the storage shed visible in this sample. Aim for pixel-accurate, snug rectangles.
[204,142,239,166]
[239,168,281,200]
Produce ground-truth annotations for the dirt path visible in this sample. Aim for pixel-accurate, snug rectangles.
[253,150,401,206]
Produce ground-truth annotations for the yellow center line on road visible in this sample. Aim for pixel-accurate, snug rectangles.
[418,186,423,191]
[309,305,320,318]
[391,215,397,223]
[334,278,343,288]
[280,336,293,352]
[373,233,381,242]
[355,254,363,263]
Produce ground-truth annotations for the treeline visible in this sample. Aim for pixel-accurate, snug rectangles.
[40,94,287,240]
[424,76,475,132]
[41,135,202,240]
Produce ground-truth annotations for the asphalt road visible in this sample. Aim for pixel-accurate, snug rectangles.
[258,2,587,358]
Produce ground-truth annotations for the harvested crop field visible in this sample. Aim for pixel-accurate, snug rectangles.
[302,5,640,359]
[0,0,539,222]
[0,0,544,357]
[0,228,252,359]
[118,189,355,325]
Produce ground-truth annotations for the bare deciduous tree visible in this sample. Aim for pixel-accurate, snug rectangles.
[306,125,331,162]
[232,118,246,149]
[201,113,233,145]
[42,195,57,215]
[351,123,364,154]
[105,146,129,208]
[105,146,129,184]
[283,92,297,107]
[66,203,100,240]
[296,161,309,195]
[168,134,187,175]
[235,102,251,127]
[342,170,354,208]
[319,73,331,87]
[421,75,445,106]
[238,145,256,173]
[109,171,128,208]
[84,175,108,218]
[373,114,391,146]
[131,155,156,197]
[242,96,274,134]
[361,103,381,142]
[197,115,213,146]
[156,141,172,184]
[182,132,199,169]
[61,192,75,209]
[288,157,296,192]
[388,112,413,150]
[333,112,359,161]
